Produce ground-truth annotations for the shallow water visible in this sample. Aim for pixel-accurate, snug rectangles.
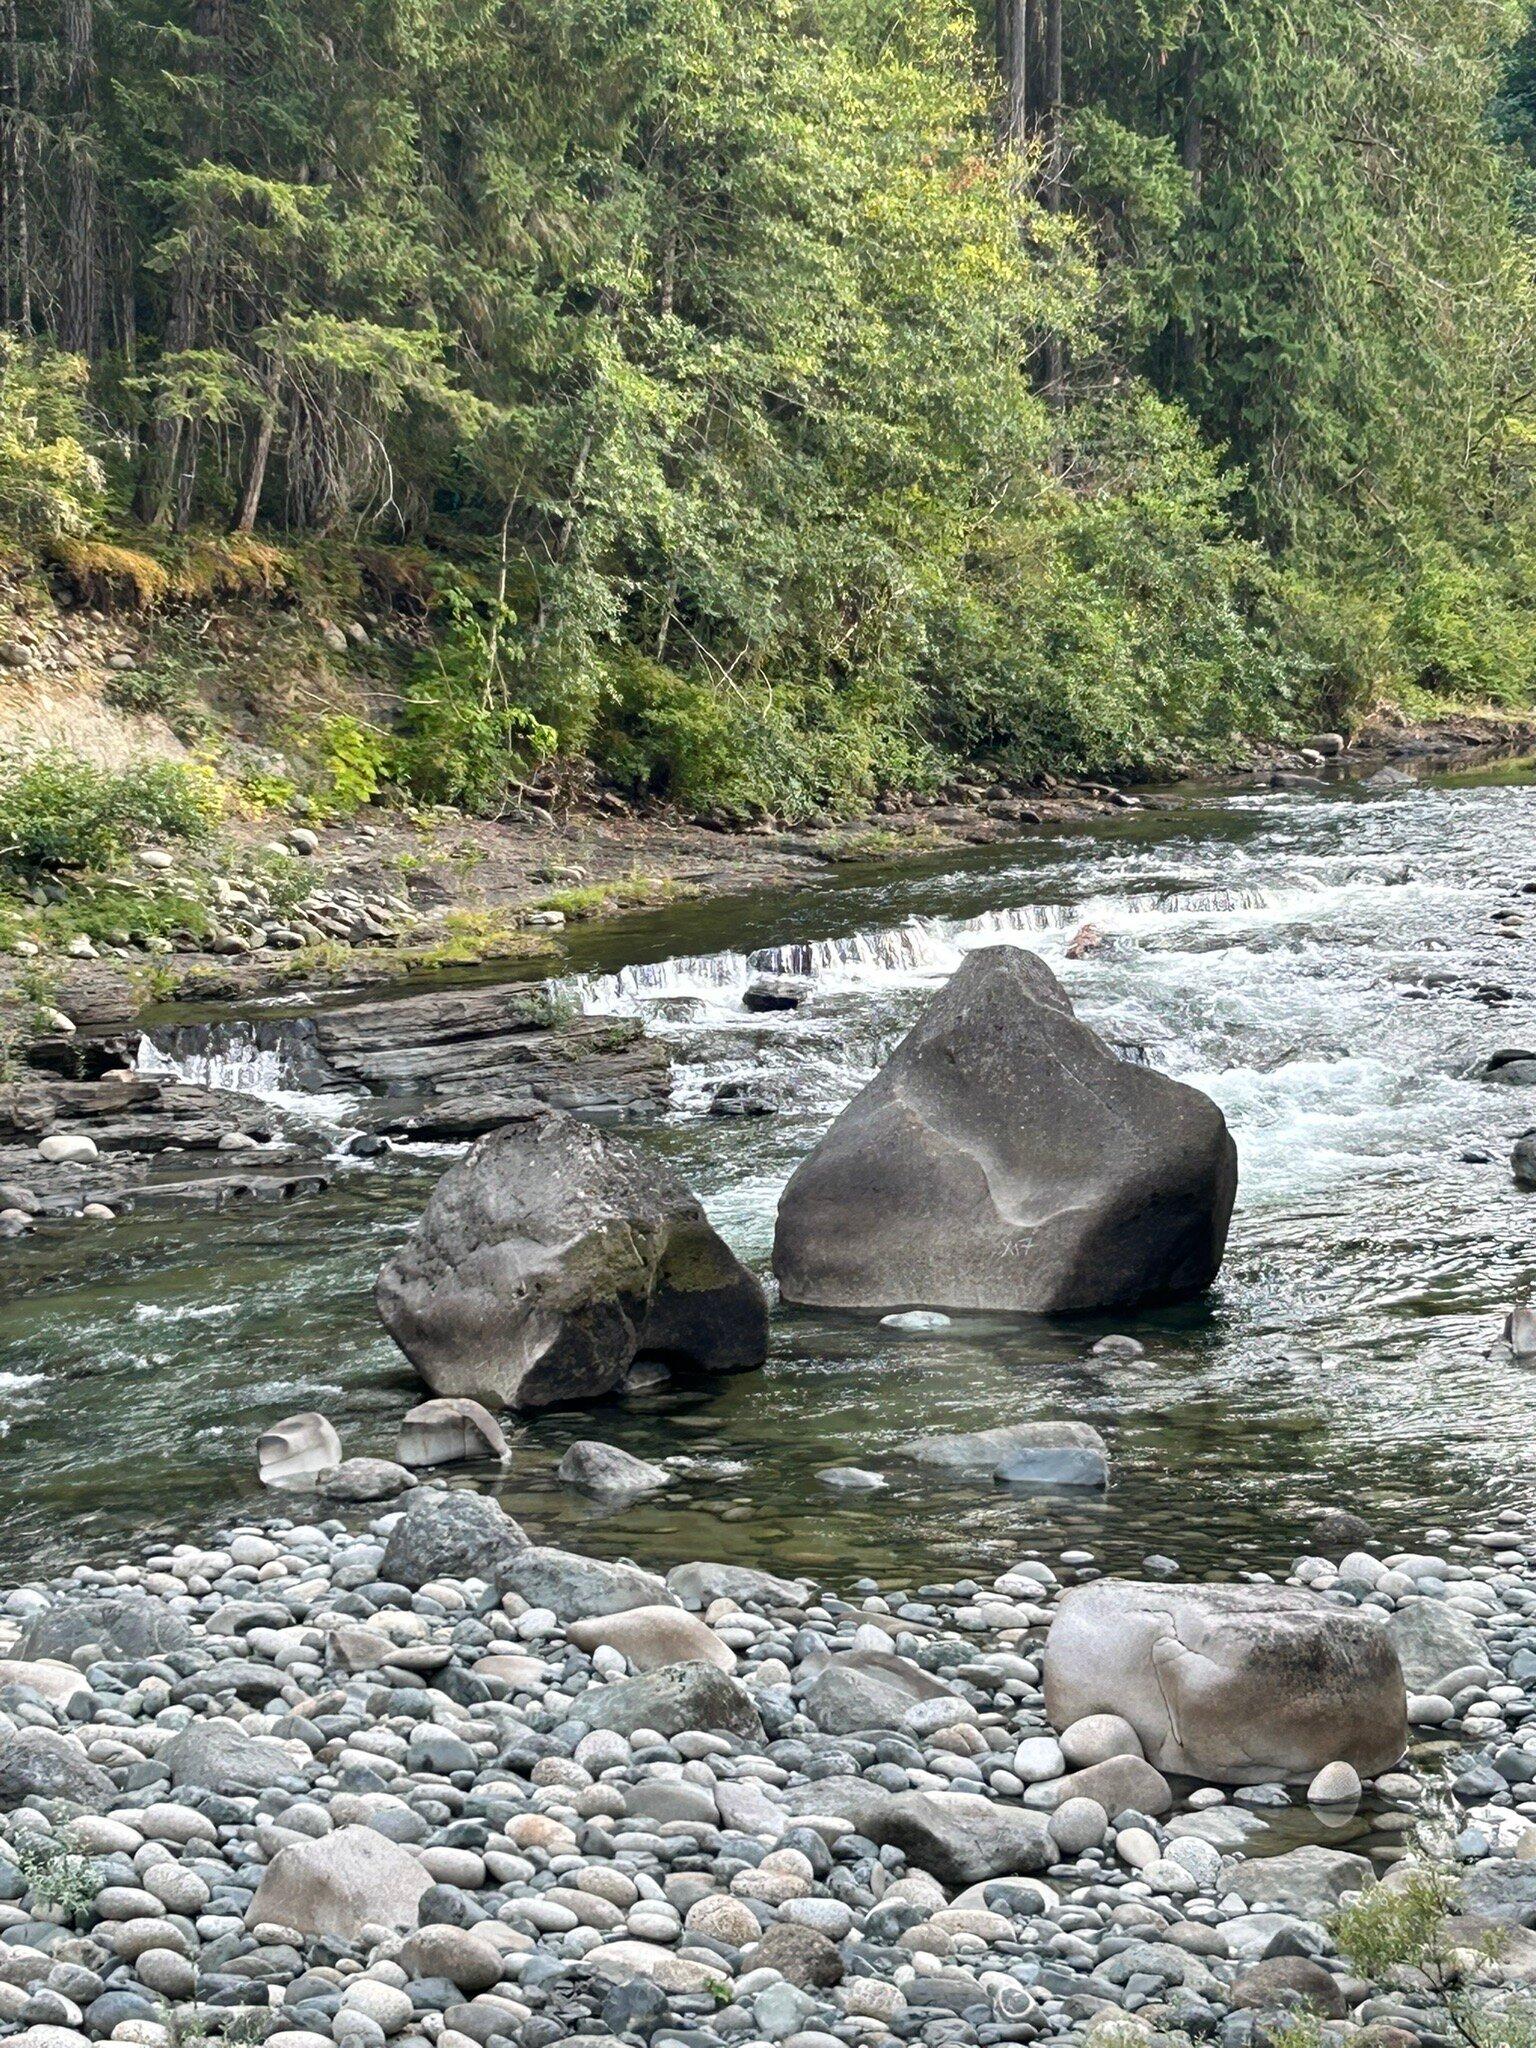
[6,765,1536,1591]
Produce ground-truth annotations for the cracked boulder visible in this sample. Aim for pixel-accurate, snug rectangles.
[772,946,1237,1313]
[377,1112,768,1409]
[1043,1578,1406,1784]
[16,1590,193,1662]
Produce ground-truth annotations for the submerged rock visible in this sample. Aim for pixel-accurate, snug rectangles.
[556,1439,670,1493]
[772,946,1237,1313]
[376,1112,768,1410]
[1044,1578,1407,1783]
[902,1420,1109,1488]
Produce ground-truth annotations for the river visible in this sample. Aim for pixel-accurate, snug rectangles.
[4,760,1535,1589]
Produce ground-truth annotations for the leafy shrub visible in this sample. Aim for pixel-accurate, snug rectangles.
[394,583,556,812]
[591,651,743,808]
[314,715,391,813]
[1390,551,1536,705]
[1330,1862,1536,2048]
[0,340,105,537]
[927,390,1308,775]
[237,770,300,815]
[396,685,556,812]
[0,754,223,874]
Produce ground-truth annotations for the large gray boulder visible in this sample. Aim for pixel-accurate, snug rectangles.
[376,1113,768,1409]
[772,946,1236,1313]
[577,1662,764,1742]
[567,1606,735,1673]
[247,1824,431,1939]
[379,1487,528,1590]
[161,1720,310,1794]
[17,1592,193,1663]
[902,1421,1109,1488]
[667,1561,810,1610]
[1386,1597,1492,1692]
[800,1651,954,1735]
[0,1729,114,1809]
[786,1780,1052,1887]
[1044,1579,1406,1784]
[502,1547,674,1623]
[1226,1845,1373,1918]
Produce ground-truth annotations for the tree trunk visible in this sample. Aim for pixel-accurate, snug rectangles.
[1039,0,1064,402]
[133,0,231,524]
[1041,0,1062,214]
[1174,29,1204,389]
[2,0,31,334]
[233,405,274,532]
[999,0,1028,147]
[59,0,100,357]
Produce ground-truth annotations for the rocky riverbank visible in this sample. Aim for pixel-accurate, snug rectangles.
[6,711,1532,1070]
[0,1496,1529,2048]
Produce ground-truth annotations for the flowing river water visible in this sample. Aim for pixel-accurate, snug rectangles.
[5,761,1536,1592]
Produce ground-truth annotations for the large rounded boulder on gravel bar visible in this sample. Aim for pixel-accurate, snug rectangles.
[376,1111,768,1409]
[247,1824,432,1940]
[771,946,1237,1313]
[1043,1579,1406,1784]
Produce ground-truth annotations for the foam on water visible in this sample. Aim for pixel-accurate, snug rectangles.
[135,1022,360,1127]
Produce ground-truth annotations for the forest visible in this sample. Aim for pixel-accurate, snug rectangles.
[5,0,1536,817]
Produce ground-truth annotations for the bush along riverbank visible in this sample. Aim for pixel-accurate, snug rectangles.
[0,1490,1531,2048]
[4,706,1533,1072]
[4,712,1536,1242]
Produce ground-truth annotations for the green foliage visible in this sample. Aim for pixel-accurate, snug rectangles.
[929,390,1302,774]
[591,651,741,808]
[13,1832,101,1923]
[7,0,1536,798]
[237,770,300,815]
[1392,553,1536,706]
[1331,1862,1536,2048]
[1333,1865,1468,1981]
[0,340,104,537]
[395,584,557,813]
[313,715,391,815]
[0,754,223,875]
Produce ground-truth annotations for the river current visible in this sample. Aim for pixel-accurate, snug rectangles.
[4,764,1536,1588]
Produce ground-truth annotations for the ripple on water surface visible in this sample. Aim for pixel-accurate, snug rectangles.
[5,768,1536,1583]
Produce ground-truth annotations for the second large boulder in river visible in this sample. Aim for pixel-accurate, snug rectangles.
[773,945,1237,1312]
[377,1112,767,1409]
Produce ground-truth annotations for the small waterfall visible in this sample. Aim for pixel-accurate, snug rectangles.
[573,949,755,1013]
[747,917,956,978]
[569,885,1280,1022]
[136,1017,357,1124]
